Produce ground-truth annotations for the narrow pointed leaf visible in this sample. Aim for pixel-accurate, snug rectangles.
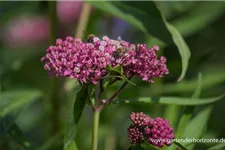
[161,18,191,82]
[112,94,224,106]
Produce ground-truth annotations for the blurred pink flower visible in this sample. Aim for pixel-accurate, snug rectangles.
[57,1,83,24]
[4,15,49,47]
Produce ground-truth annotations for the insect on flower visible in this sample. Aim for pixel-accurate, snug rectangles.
[86,34,95,43]
[113,47,129,57]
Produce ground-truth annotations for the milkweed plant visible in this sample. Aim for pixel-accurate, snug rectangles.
[2,1,225,150]
[41,35,172,150]
[39,2,225,150]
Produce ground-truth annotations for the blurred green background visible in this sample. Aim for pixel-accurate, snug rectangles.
[0,1,225,150]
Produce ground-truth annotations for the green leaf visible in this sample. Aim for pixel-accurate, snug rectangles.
[64,84,86,149]
[173,142,188,150]
[161,18,191,82]
[65,140,78,150]
[112,94,224,106]
[183,106,213,148]
[8,123,37,150]
[106,65,136,85]
[207,142,225,150]
[176,73,202,138]
[0,90,43,118]
[89,1,191,81]
[73,84,89,124]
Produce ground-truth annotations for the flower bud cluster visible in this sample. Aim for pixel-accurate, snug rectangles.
[128,112,174,148]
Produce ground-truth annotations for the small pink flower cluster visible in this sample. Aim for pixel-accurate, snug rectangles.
[57,1,83,25]
[4,15,49,47]
[128,112,175,148]
[41,36,168,84]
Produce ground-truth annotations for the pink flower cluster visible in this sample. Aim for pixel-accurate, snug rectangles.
[4,15,49,47]
[128,112,175,148]
[57,1,83,25]
[41,36,168,84]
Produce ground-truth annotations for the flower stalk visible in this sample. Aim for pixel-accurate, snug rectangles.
[92,110,100,150]
[48,1,60,136]
[75,2,92,38]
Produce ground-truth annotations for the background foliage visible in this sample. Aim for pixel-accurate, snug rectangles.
[0,1,225,150]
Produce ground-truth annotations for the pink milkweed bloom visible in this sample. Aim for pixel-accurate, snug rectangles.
[41,36,169,85]
[128,112,174,148]
[57,1,83,25]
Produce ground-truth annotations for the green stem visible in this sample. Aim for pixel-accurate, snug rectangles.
[49,1,57,44]
[75,2,92,38]
[48,1,60,135]
[98,80,128,112]
[92,111,100,150]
